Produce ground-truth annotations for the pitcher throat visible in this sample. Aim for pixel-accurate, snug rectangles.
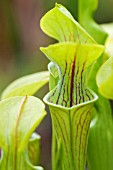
[48,63,93,107]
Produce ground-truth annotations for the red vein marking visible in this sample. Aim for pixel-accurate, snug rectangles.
[13,96,28,170]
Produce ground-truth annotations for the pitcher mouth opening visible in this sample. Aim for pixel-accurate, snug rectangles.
[43,88,98,110]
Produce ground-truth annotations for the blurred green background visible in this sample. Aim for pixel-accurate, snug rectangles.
[0,0,113,169]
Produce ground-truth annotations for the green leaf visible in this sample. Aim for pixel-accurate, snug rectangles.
[78,1,113,170]
[40,3,96,44]
[1,71,49,99]
[87,96,113,170]
[101,23,113,58]
[78,0,108,44]
[48,62,58,78]
[41,42,104,107]
[28,133,41,166]
[97,23,113,98]
[0,96,46,170]
[96,56,113,99]
[48,62,58,91]
[41,42,103,170]
[51,127,63,170]
[44,91,98,170]
[40,3,105,170]
[41,43,104,70]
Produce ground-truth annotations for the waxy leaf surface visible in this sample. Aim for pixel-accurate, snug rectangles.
[41,42,104,107]
[44,91,98,170]
[78,1,113,170]
[0,96,46,170]
[96,56,113,99]
[28,133,41,166]
[101,23,113,58]
[40,3,96,44]
[1,71,49,99]
[40,3,105,170]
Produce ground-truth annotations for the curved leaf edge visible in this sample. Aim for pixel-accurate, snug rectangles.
[1,71,49,100]
[43,88,98,110]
